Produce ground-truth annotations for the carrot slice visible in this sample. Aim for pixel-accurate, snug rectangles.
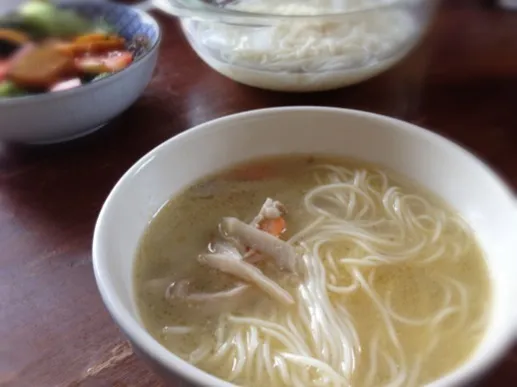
[54,36,126,56]
[74,33,113,43]
[0,28,30,46]
[227,164,275,181]
[259,217,286,237]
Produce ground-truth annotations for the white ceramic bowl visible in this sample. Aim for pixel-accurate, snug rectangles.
[0,2,161,144]
[93,107,517,387]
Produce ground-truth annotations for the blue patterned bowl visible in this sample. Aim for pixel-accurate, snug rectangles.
[62,1,160,49]
[0,1,161,144]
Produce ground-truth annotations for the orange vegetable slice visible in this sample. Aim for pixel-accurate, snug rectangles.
[0,28,30,46]
[258,217,286,237]
[74,33,114,43]
[227,164,275,181]
[55,36,126,56]
[7,45,75,89]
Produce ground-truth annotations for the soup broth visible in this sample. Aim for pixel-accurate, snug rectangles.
[134,156,490,387]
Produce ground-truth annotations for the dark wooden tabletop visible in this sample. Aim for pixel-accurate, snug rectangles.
[1,0,517,386]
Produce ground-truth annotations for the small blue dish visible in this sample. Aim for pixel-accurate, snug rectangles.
[0,1,161,144]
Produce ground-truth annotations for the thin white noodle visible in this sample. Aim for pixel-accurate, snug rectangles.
[158,163,486,387]
[162,326,194,335]
[281,353,349,385]
[229,331,246,380]
[364,330,380,386]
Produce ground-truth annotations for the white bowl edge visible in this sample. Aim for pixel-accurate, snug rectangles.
[93,106,517,387]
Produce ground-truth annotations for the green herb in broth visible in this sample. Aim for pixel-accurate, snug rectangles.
[134,155,490,387]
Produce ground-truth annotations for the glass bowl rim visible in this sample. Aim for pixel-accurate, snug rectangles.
[153,0,427,23]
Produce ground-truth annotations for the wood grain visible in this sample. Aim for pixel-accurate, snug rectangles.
[1,0,516,386]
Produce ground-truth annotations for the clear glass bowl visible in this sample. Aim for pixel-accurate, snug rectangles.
[154,0,439,92]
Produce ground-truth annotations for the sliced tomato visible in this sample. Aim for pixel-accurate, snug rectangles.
[75,51,133,75]
[102,51,133,72]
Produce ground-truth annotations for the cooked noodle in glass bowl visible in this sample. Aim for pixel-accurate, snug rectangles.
[154,0,439,92]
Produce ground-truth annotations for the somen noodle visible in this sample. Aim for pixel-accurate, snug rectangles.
[135,156,490,387]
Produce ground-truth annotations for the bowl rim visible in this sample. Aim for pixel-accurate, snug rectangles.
[93,106,517,387]
[0,1,161,107]
[153,0,431,23]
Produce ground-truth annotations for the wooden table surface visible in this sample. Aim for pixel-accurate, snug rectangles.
[1,0,517,386]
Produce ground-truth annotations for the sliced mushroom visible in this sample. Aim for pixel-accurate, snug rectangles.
[221,217,299,273]
[209,240,243,261]
[166,280,250,303]
[250,198,286,227]
[198,253,294,305]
